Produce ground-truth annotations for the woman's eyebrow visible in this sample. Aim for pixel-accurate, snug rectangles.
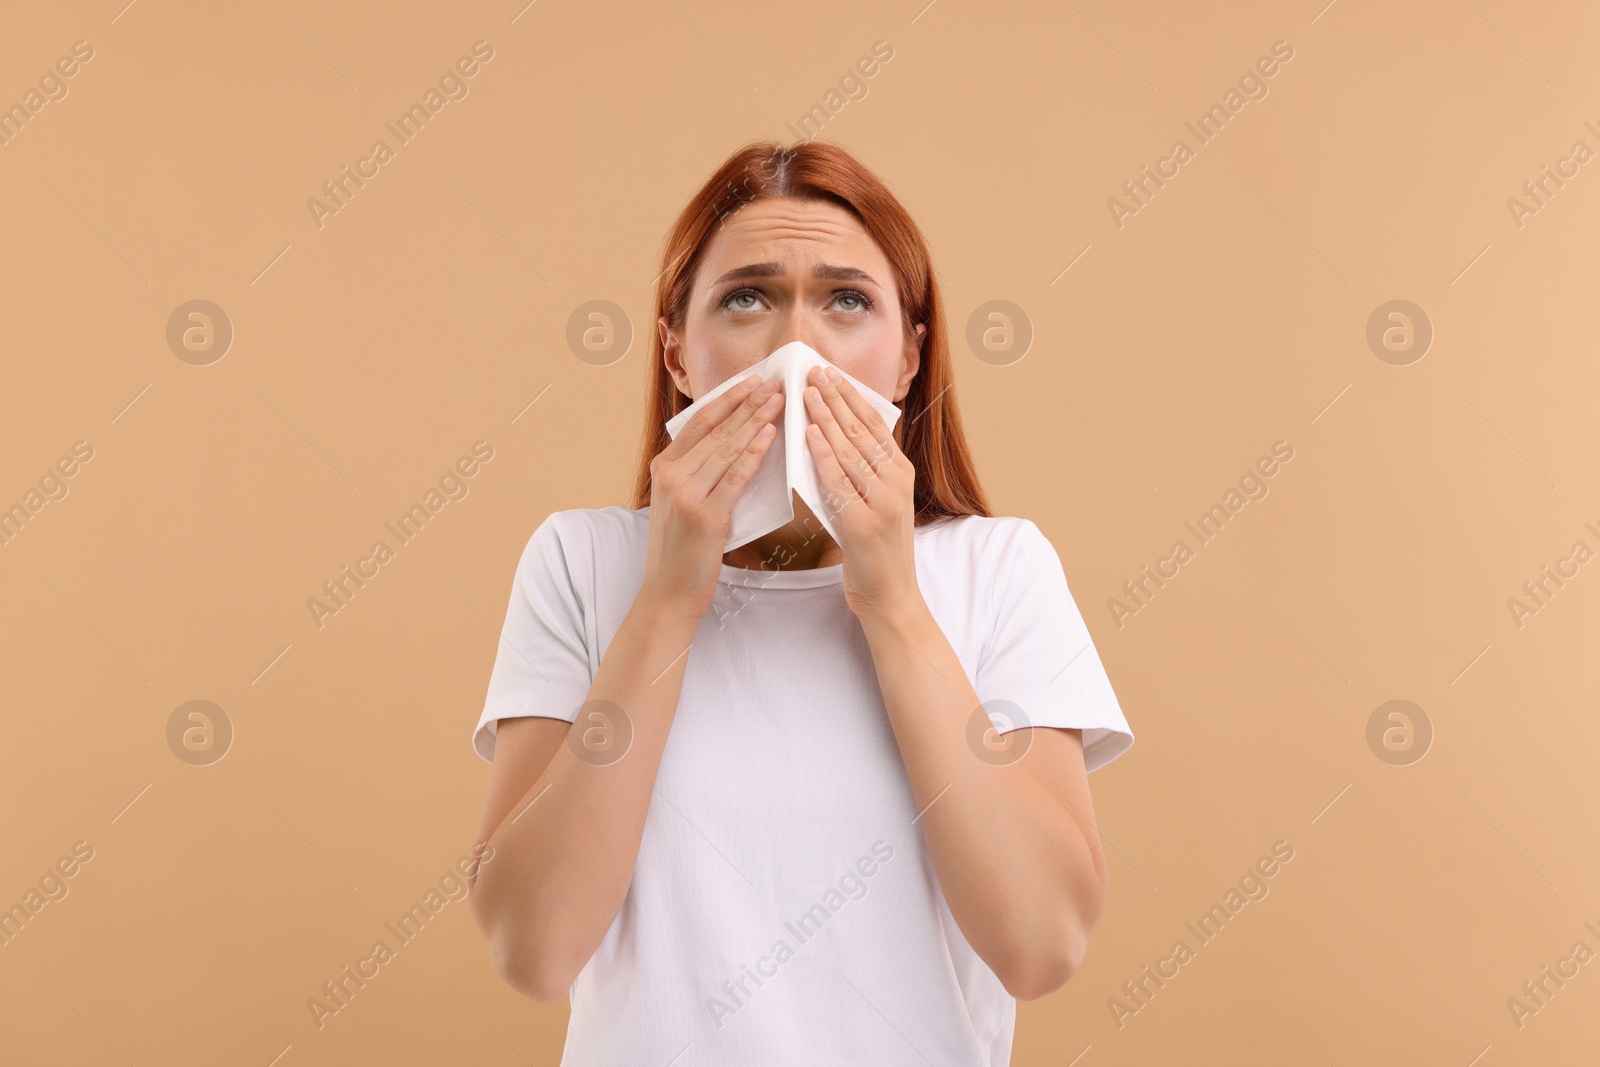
[711,262,879,286]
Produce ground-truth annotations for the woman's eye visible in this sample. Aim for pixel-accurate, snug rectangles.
[720,287,874,312]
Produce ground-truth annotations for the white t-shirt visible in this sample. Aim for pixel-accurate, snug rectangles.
[472,506,1134,1066]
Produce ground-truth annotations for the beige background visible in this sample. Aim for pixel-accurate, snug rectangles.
[2,0,1597,1063]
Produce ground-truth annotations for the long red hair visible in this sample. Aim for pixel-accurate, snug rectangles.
[630,139,991,524]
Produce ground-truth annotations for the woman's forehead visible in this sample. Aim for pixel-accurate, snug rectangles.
[698,198,884,274]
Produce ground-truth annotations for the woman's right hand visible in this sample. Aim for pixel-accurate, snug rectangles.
[638,374,785,623]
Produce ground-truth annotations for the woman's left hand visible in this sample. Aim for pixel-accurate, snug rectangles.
[802,364,921,620]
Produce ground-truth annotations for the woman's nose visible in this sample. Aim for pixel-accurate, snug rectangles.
[770,308,820,356]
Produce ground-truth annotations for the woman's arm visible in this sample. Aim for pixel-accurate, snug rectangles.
[468,595,702,1001]
[798,364,1108,1000]
[468,373,785,1001]
[857,598,1108,1000]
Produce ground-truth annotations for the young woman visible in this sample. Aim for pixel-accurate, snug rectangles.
[467,140,1134,1066]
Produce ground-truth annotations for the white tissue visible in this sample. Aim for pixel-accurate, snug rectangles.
[663,341,903,552]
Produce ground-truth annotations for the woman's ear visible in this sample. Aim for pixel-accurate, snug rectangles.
[893,322,926,404]
[660,316,692,398]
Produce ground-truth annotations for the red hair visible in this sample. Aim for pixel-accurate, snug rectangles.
[630,139,991,524]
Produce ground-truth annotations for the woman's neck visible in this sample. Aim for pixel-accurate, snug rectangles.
[721,494,842,571]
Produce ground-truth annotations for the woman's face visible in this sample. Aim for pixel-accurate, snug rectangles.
[660,196,925,405]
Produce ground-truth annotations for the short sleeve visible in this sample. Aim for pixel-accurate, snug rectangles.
[471,512,595,764]
[973,519,1134,773]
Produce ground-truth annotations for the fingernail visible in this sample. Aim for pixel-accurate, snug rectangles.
[825,367,841,383]
[741,374,760,390]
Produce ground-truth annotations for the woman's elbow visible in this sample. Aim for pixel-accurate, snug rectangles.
[1001,952,1078,1001]
[1000,920,1090,1001]
[486,929,576,1002]
[1006,862,1108,999]
[471,891,577,1002]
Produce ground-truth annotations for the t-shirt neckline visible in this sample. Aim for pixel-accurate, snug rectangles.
[634,506,848,588]
[717,560,845,589]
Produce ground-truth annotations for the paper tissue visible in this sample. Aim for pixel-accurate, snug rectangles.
[664,341,903,552]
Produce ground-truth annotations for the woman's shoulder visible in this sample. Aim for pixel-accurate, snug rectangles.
[915,514,1062,589]
[917,512,1049,554]
[514,505,649,570]
[534,504,649,539]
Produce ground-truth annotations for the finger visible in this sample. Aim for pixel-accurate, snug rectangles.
[804,421,865,518]
[666,373,763,461]
[688,386,783,495]
[804,381,880,502]
[706,418,780,514]
[807,367,892,479]
[816,366,895,456]
[682,377,782,479]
